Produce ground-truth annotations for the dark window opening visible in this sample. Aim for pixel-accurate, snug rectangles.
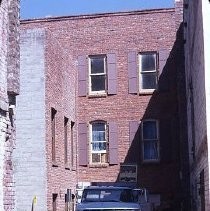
[89,55,107,93]
[64,117,69,165]
[51,108,57,163]
[139,53,157,90]
[52,194,58,211]
[71,121,75,167]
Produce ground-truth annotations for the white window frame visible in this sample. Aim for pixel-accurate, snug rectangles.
[139,52,158,93]
[89,55,107,95]
[89,121,108,164]
[141,119,159,162]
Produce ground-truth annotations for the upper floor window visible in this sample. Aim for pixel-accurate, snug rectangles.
[64,117,69,165]
[142,120,159,162]
[90,121,108,164]
[139,52,157,92]
[89,55,107,94]
[51,108,57,163]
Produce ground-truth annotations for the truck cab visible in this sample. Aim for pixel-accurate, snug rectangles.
[76,186,152,211]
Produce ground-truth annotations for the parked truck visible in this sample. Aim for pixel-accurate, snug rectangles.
[76,186,153,211]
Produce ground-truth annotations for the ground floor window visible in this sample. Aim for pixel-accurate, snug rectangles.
[90,121,107,164]
[142,120,159,162]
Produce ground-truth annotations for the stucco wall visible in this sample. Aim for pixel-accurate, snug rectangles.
[14,29,47,211]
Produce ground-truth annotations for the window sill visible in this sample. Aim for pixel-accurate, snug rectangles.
[52,162,59,167]
[71,167,77,171]
[89,163,109,168]
[142,160,160,164]
[88,93,107,98]
[65,165,70,170]
[139,89,155,95]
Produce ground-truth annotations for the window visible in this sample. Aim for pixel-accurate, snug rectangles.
[51,108,57,163]
[89,55,107,94]
[200,169,205,211]
[71,121,75,167]
[90,121,107,164]
[142,120,159,161]
[52,194,58,211]
[65,194,69,211]
[139,52,157,91]
[64,117,68,165]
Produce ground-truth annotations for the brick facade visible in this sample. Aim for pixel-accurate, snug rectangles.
[18,5,189,210]
[184,0,210,210]
[0,0,19,210]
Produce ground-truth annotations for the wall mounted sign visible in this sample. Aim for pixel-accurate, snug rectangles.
[119,164,137,182]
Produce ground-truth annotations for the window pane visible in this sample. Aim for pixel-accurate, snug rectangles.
[92,123,105,131]
[91,57,105,74]
[92,123,105,141]
[91,75,106,91]
[92,153,101,163]
[144,141,158,160]
[140,73,157,89]
[141,54,156,72]
[143,121,157,139]
[92,142,106,151]
[101,153,107,163]
[92,131,105,141]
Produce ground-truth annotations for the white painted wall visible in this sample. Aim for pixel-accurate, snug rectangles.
[202,0,210,202]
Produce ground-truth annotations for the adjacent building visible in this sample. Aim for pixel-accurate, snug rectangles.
[0,0,20,210]
[184,0,210,210]
[15,1,190,210]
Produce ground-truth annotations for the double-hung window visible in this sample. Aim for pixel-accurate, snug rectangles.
[89,55,107,94]
[90,121,107,164]
[51,108,57,163]
[139,52,157,92]
[142,120,159,162]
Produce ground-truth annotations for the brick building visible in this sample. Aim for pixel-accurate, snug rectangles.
[184,0,210,210]
[0,0,19,210]
[16,0,189,210]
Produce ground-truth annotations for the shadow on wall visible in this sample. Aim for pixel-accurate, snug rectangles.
[115,23,190,211]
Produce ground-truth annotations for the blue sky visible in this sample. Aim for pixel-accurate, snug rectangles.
[20,0,174,19]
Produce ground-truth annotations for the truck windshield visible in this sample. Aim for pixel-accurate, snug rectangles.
[81,188,135,203]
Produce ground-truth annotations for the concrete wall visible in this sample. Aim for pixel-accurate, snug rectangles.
[14,29,47,211]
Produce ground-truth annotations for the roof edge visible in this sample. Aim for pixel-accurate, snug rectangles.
[21,8,175,24]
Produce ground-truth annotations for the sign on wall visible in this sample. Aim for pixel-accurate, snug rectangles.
[119,164,137,182]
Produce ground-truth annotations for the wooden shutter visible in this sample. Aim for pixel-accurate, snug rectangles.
[78,55,87,96]
[109,122,118,165]
[160,119,172,163]
[129,121,139,145]
[78,123,88,166]
[128,51,138,94]
[107,53,117,95]
[158,49,170,92]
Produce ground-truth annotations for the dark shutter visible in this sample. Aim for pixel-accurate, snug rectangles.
[78,55,87,96]
[160,119,172,163]
[78,123,88,165]
[107,53,117,95]
[109,122,118,165]
[158,49,170,92]
[128,51,138,94]
[129,121,139,145]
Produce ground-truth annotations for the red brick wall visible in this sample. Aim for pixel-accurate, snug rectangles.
[20,7,186,210]
[0,0,19,210]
